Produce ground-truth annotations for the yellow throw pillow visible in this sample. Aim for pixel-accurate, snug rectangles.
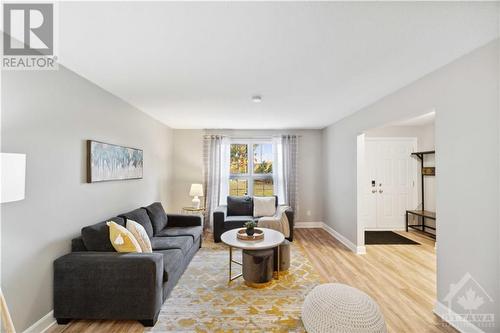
[126,219,153,253]
[107,221,142,253]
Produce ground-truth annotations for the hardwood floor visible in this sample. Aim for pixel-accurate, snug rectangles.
[295,228,456,333]
[49,228,455,333]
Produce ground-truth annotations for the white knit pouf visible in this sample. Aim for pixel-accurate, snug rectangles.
[302,283,387,333]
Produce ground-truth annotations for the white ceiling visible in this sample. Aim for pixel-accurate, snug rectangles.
[58,2,499,129]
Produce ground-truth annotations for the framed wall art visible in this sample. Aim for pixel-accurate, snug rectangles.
[87,140,143,183]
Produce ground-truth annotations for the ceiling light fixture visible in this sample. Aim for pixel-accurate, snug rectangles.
[252,95,262,103]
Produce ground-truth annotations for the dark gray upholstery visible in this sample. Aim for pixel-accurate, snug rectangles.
[54,252,163,323]
[225,216,256,222]
[157,249,183,282]
[161,240,200,300]
[119,208,154,238]
[54,203,202,327]
[227,195,253,216]
[156,226,203,241]
[213,205,227,241]
[213,196,294,242]
[81,217,125,252]
[71,236,87,252]
[166,214,203,228]
[151,236,193,255]
[224,216,257,230]
[144,202,168,235]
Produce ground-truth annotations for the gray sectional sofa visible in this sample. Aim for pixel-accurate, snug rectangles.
[53,202,202,326]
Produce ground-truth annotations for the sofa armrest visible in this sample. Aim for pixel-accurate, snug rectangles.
[284,207,294,242]
[166,214,202,227]
[71,236,87,252]
[213,205,227,242]
[54,252,163,322]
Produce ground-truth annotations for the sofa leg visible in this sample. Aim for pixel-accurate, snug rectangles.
[139,318,157,327]
[139,311,159,327]
[56,318,72,325]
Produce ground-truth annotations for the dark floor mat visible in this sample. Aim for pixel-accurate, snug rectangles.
[365,231,420,245]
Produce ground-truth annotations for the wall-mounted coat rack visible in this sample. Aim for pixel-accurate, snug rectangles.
[406,150,436,238]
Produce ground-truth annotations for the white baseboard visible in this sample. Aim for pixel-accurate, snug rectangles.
[294,221,324,228]
[356,245,366,254]
[434,301,485,333]
[23,310,56,333]
[321,223,365,254]
[364,228,405,231]
[295,222,365,255]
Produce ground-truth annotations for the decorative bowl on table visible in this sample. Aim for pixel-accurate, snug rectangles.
[237,228,264,241]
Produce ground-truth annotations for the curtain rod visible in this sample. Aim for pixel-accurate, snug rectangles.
[203,134,302,139]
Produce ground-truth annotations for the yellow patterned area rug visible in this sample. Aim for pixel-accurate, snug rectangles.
[146,239,322,332]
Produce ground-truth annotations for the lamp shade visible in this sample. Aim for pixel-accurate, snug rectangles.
[1,153,26,203]
[189,183,203,197]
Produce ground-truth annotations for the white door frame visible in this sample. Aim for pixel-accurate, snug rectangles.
[357,135,418,249]
[356,134,366,253]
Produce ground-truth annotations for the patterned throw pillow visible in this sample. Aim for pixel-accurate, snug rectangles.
[126,219,153,253]
[106,221,142,253]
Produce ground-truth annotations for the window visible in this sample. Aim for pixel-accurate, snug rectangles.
[253,178,273,196]
[229,142,274,197]
[230,144,248,174]
[229,179,248,196]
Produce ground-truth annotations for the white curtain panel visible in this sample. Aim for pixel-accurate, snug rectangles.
[203,135,229,231]
[219,137,230,205]
[283,135,298,214]
[272,136,285,204]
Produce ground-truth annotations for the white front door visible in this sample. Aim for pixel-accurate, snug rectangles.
[362,140,379,229]
[363,138,417,230]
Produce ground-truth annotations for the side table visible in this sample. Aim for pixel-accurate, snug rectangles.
[181,207,205,227]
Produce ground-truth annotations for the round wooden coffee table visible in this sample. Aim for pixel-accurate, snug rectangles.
[221,228,285,284]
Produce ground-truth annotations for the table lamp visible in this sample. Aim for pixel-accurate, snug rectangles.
[189,184,203,209]
[1,153,26,333]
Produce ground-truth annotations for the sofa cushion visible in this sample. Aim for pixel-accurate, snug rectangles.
[144,202,168,235]
[225,215,256,223]
[155,249,184,282]
[119,208,154,238]
[150,236,193,255]
[224,216,258,230]
[227,196,253,216]
[156,226,202,241]
[81,217,125,252]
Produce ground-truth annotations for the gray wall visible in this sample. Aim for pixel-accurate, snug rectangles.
[322,40,499,329]
[171,129,324,223]
[1,66,174,331]
[365,123,435,151]
[171,129,205,213]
